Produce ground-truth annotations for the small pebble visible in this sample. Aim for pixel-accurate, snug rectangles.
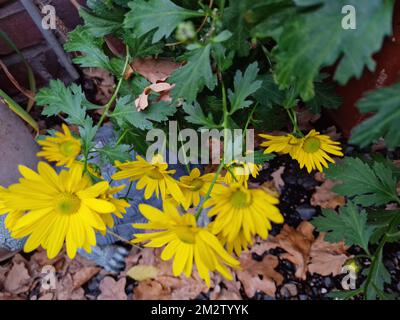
[298,294,308,301]
[321,288,328,294]
[296,204,316,220]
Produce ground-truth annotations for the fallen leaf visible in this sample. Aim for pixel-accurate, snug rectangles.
[311,179,346,209]
[135,82,173,111]
[323,126,342,141]
[98,277,127,300]
[83,68,115,105]
[274,223,314,280]
[4,261,32,294]
[131,248,210,300]
[272,222,349,280]
[56,274,86,300]
[131,58,181,83]
[134,280,171,300]
[38,293,54,300]
[236,252,283,298]
[308,234,349,276]
[271,166,285,192]
[72,266,101,290]
[127,265,158,281]
[210,275,242,300]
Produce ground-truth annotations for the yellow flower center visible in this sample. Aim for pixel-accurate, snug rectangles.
[175,226,197,244]
[147,168,164,180]
[59,141,79,157]
[231,188,252,208]
[191,179,204,191]
[55,194,81,215]
[303,137,321,153]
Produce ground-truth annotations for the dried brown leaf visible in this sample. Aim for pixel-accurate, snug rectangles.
[98,277,127,300]
[4,261,32,294]
[311,179,346,209]
[236,252,283,298]
[308,234,349,276]
[131,58,181,83]
[72,266,101,290]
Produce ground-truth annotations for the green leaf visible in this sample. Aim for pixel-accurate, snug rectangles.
[228,62,262,113]
[79,4,125,37]
[364,250,391,300]
[326,157,399,207]
[327,288,363,300]
[98,143,131,163]
[313,202,375,252]
[305,80,342,114]
[275,0,395,100]
[350,82,400,148]
[79,118,98,152]
[183,102,218,129]
[252,150,276,165]
[124,0,203,43]
[170,44,217,103]
[36,80,89,127]
[254,73,286,108]
[123,31,163,59]
[110,96,176,130]
[64,26,112,71]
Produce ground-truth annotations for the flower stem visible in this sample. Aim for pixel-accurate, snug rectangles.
[97,45,130,128]
[195,161,224,220]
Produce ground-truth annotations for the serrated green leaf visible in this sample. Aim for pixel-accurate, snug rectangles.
[275,0,395,100]
[254,73,286,108]
[79,118,98,151]
[123,31,163,59]
[305,81,342,114]
[98,143,131,163]
[326,158,399,207]
[124,0,203,43]
[365,250,391,300]
[170,44,217,103]
[252,150,275,165]
[64,26,112,71]
[350,82,400,148]
[80,5,125,37]
[110,96,176,130]
[327,288,363,300]
[313,202,375,252]
[36,80,90,127]
[183,102,218,129]
[228,62,262,113]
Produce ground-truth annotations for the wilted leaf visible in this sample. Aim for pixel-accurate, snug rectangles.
[311,179,346,209]
[127,265,158,281]
[4,261,32,294]
[131,58,181,83]
[236,252,283,298]
[98,277,127,300]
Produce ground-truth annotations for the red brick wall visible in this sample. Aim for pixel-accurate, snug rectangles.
[0,0,81,97]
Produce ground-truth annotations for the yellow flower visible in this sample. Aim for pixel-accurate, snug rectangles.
[205,183,283,256]
[132,203,240,286]
[293,129,343,173]
[37,124,81,168]
[97,185,130,229]
[112,154,185,204]
[179,168,223,209]
[0,186,24,230]
[224,160,261,186]
[0,162,118,259]
[259,133,301,157]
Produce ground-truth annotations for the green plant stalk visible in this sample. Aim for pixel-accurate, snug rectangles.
[363,214,400,299]
[194,161,224,220]
[177,122,191,174]
[97,47,131,128]
[0,89,38,133]
[84,46,130,174]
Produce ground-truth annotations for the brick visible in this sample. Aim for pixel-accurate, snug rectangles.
[0,10,44,55]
